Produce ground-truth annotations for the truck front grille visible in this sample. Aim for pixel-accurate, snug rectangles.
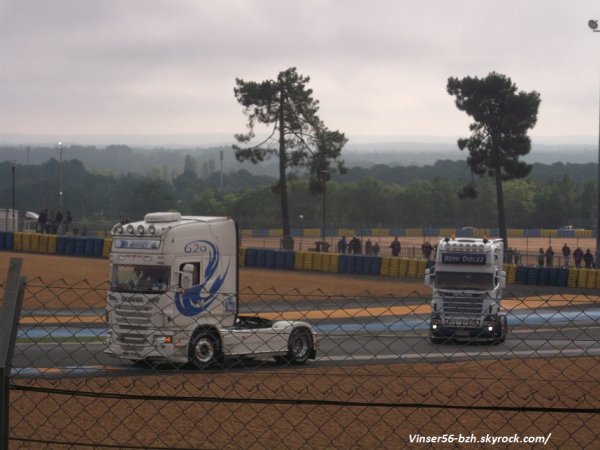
[110,297,159,348]
[440,292,487,324]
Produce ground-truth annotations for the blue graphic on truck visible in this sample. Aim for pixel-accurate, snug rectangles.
[175,240,229,316]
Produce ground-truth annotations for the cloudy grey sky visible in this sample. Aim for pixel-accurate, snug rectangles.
[1,0,599,145]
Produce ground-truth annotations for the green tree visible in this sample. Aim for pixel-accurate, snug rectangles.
[447,72,541,246]
[233,67,347,244]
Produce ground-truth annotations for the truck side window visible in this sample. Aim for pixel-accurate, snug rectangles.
[179,263,200,289]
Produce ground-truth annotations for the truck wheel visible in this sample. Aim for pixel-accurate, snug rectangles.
[430,335,445,345]
[492,315,507,345]
[277,328,313,365]
[189,332,222,369]
[498,315,508,343]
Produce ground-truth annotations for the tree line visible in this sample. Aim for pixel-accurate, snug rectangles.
[0,158,595,230]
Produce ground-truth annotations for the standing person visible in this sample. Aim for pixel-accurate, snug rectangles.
[37,208,47,233]
[365,239,373,255]
[573,247,584,268]
[54,210,63,234]
[421,241,433,260]
[64,210,73,233]
[583,249,594,269]
[337,236,347,254]
[348,236,360,254]
[561,243,571,267]
[390,237,401,257]
[372,242,380,256]
[513,248,520,265]
[545,246,554,267]
[537,248,545,267]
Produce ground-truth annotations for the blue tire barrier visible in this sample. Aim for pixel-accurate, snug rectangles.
[74,237,85,256]
[56,236,67,254]
[84,238,95,257]
[265,250,277,269]
[557,268,569,287]
[255,249,267,267]
[538,267,549,285]
[557,229,575,238]
[93,238,104,257]
[0,232,5,250]
[547,268,559,286]
[285,251,295,270]
[275,250,286,269]
[65,237,76,255]
[346,254,357,273]
[338,254,349,273]
[527,267,539,285]
[245,249,258,267]
[457,228,473,238]
[370,256,381,275]
[5,232,13,250]
[354,255,364,274]
[516,266,528,284]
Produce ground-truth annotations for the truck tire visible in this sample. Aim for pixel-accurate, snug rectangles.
[498,314,508,343]
[189,331,222,369]
[492,315,508,345]
[430,334,445,345]
[276,327,313,365]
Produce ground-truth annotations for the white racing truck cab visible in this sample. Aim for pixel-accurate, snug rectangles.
[424,236,507,344]
[105,212,317,368]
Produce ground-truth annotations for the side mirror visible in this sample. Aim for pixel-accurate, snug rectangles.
[180,264,194,290]
[425,268,433,287]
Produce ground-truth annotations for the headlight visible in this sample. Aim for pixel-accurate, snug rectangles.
[113,224,123,235]
[126,224,134,234]
[148,224,156,235]
[137,225,145,235]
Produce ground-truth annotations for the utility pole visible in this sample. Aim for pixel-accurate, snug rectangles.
[588,20,600,264]
[58,142,64,211]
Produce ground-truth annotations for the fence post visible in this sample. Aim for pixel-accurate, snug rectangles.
[0,257,25,450]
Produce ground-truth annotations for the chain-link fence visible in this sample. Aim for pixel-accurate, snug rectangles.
[3,264,600,448]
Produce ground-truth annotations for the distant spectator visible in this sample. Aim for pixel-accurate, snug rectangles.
[365,239,373,255]
[372,242,380,256]
[64,210,73,232]
[562,243,571,267]
[537,248,545,267]
[513,249,520,265]
[37,208,47,233]
[337,236,347,254]
[390,237,401,257]
[584,249,594,269]
[349,236,361,255]
[53,210,63,234]
[545,246,554,267]
[505,247,514,264]
[421,241,433,260]
[574,247,584,268]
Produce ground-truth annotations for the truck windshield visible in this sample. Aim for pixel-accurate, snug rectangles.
[110,264,170,293]
[435,271,494,291]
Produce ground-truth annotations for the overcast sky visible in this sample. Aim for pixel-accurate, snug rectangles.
[2,0,600,146]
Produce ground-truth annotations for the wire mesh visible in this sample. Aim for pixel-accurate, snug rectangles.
[6,277,600,448]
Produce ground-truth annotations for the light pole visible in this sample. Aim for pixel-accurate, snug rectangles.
[321,170,328,251]
[58,142,64,212]
[11,163,15,232]
[588,20,600,264]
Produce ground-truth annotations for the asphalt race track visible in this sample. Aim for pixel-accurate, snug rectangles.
[11,297,600,377]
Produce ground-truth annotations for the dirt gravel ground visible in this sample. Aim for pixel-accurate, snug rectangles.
[3,251,600,448]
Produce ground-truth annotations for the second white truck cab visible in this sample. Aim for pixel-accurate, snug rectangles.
[105,212,317,368]
[425,236,507,344]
